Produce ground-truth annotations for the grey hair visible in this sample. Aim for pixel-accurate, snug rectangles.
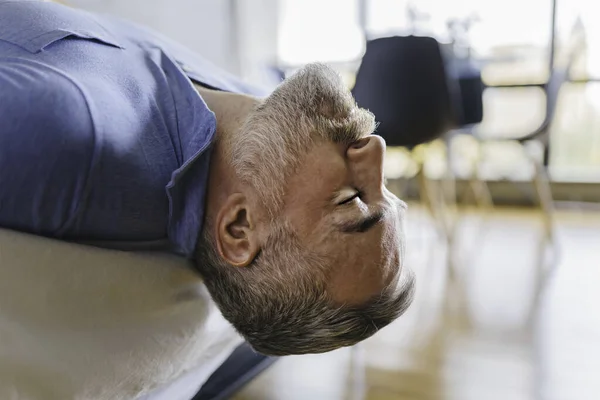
[196,220,415,356]
[195,63,414,356]
[228,63,377,215]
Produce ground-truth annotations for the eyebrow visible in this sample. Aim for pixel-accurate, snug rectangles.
[337,210,385,233]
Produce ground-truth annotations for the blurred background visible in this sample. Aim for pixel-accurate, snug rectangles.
[68,1,600,399]
[67,0,600,191]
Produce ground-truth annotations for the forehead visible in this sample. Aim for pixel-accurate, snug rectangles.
[283,198,403,307]
[319,211,402,305]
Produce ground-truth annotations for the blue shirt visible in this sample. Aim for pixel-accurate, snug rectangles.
[0,0,266,258]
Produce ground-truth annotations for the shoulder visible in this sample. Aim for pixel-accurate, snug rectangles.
[0,58,96,235]
[0,58,94,137]
[0,57,96,155]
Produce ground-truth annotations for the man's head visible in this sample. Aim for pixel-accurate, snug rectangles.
[196,63,415,356]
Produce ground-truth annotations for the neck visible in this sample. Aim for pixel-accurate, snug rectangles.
[195,84,260,223]
[194,85,259,141]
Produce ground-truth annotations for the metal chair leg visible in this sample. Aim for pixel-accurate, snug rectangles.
[417,166,446,238]
[417,152,456,275]
[532,159,555,242]
[468,139,494,211]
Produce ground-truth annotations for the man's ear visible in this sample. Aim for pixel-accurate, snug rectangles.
[214,193,261,267]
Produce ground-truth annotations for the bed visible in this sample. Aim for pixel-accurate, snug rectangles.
[0,228,270,400]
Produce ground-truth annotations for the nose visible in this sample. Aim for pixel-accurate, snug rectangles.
[348,135,386,160]
[347,135,386,202]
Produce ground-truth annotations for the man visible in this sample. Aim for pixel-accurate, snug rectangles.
[0,0,415,359]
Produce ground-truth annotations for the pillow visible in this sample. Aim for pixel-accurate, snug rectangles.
[0,228,241,400]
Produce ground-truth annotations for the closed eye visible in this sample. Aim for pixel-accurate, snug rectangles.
[338,210,385,233]
[338,191,360,205]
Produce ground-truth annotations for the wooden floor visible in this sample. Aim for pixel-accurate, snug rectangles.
[233,203,600,400]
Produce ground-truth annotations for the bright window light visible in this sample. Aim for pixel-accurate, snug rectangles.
[278,0,365,65]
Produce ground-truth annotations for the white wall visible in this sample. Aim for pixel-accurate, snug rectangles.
[68,0,243,77]
[234,0,280,88]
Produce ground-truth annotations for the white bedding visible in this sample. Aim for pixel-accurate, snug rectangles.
[0,228,242,400]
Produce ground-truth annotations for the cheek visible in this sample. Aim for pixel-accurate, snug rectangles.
[283,158,347,236]
[310,160,347,192]
[300,144,347,187]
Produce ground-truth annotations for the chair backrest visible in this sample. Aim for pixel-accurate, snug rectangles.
[543,64,571,129]
[533,50,575,140]
[352,35,457,148]
[444,52,485,127]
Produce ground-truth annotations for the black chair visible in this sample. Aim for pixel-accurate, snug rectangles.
[470,0,580,243]
[444,50,485,128]
[471,50,575,242]
[352,35,484,242]
[352,35,458,148]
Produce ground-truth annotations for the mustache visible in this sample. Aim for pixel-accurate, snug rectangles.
[321,118,378,146]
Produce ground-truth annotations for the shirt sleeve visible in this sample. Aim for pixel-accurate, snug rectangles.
[0,59,96,237]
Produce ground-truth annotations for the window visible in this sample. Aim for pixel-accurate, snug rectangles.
[277,0,365,66]
[277,0,600,181]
